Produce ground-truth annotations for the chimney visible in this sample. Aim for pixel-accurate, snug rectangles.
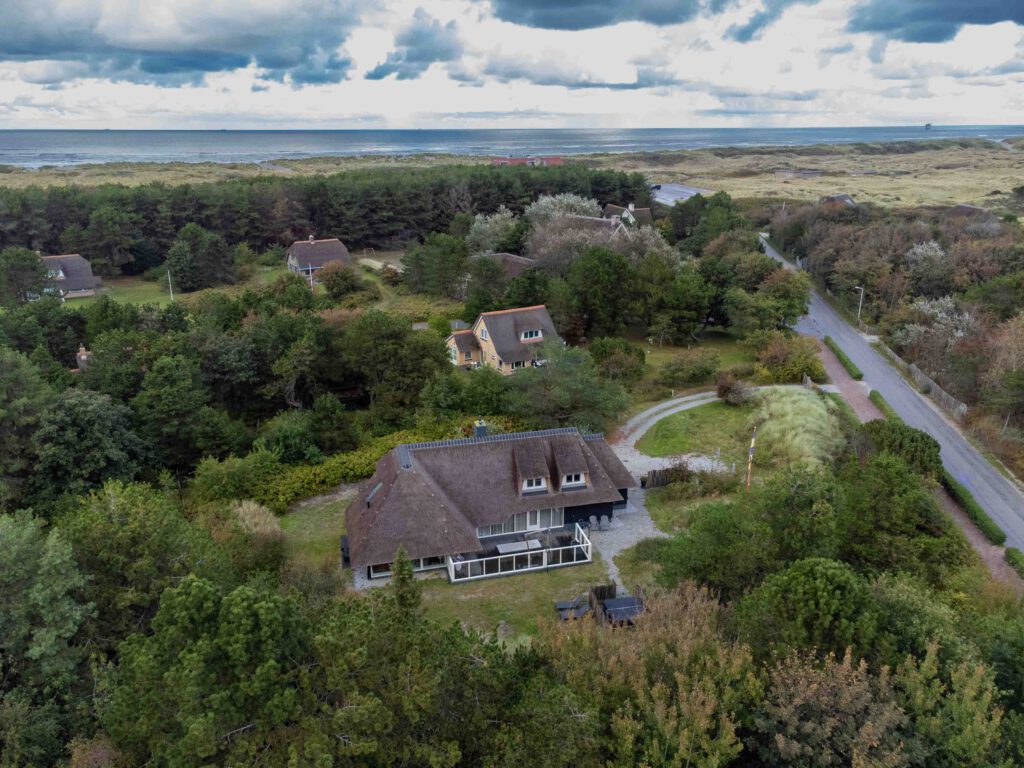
[628,203,635,211]
[473,419,488,439]
[308,234,315,243]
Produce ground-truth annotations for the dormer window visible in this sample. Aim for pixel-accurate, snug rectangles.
[522,477,546,492]
[562,473,585,488]
[521,329,542,340]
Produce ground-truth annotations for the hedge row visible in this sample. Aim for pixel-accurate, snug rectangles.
[868,390,899,420]
[941,470,1007,546]
[823,336,863,380]
[1006,548,1024,579]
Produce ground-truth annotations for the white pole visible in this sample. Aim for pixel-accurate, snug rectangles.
[167,270,174,302]
[855,286,864,326]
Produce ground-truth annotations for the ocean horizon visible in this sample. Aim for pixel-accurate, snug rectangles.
[1,125,1022,168]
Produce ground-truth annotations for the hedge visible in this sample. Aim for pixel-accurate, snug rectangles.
[1006,548,1024,579]
[823,336,863,380]
[868,390,899,421]
[941,470,1007,545]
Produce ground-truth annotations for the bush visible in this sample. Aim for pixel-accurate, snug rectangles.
[941,470,1007,545]
[858,419,942,478]
[869,389,899,420]
[658,349,720,387]
[588,337,646,381]
[199,500,285,575]
[1006,548,1024,579]
[716,371,754,405]
[751,331,826,383]
[320,262,365,300]
[823,336,863,380]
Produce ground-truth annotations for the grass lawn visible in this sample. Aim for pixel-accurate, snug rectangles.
[280,491,353,571]
[615,540,672,594]
[419,555,610,642]
[636,400,755,464]
[78,265,290,307]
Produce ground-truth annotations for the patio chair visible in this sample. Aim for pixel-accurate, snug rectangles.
[599,514,610,531]
[554,593,585,612]
[340,535,350,567]
[559,603,591,621]
[589,515,598,531]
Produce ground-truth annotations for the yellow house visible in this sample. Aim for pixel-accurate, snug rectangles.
[445,305,561,375]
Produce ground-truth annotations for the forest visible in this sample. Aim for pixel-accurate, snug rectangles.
[769,197,1024,472]
[2,168,1024,767]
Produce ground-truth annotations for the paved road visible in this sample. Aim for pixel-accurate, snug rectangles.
[760,235,1024,549]
[652,183,714,206]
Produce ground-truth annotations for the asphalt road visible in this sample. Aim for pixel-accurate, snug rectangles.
[759,235,1024,549]
[652,183,714,206]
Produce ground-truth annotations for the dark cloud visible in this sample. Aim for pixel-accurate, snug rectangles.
[366,8,461,80]
[847,0,1024,42]
[725,0,822,41]
[0,0,365,86]
[475,56,685,90]
[487,0,702,30]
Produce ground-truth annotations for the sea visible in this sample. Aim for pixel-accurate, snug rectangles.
[0,126,1022,168]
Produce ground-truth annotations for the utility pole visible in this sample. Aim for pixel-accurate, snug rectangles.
[854,285,865,327]
[167,269,174,302]
[745,426,757,492]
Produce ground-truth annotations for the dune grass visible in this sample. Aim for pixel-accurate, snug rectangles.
[751,387,845,468]
[280,492,352,570]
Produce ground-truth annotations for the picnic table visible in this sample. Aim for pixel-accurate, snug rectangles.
[495,539,542,555]
[603,596,643,623]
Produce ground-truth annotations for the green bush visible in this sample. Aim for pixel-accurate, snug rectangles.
[589,337,646,381]
[941,470,1007,545]
[824,336,863,380]
[859,419,942,478]
[869,390,899,420]
[658,349,720,387]
[1006,548,1024,579]
[750,331,826,384]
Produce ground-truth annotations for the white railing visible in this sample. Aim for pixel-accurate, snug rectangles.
[447,523,592,583]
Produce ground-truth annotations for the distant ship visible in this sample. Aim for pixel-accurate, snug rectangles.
[925,123,932,130]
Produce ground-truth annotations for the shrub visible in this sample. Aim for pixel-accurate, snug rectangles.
[1006,548,1024,579]
[716,371,754,405]
[751,331,826,383]
[658,348,720,387]
[941,470,1007,545]
[588,337,646,381]
[255,409,322,464]
[869,389,899,420]
[199,500,285,575]
[823,336,863,380]
[752,387,844,468]
[859,419,942,478]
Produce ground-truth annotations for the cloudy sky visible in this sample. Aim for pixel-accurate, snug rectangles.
[1,0,1022,128]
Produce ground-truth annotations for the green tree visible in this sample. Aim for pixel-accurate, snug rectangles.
[858,419,942,478]
[751,466,839,562]
[568,246,634,337]
[83,204,138,275]
[0,348,54,508]
[60,481,232,655]
[165,222,234,292]
[737,558,878,659]
[103,577,308,766]
[31,388,146,501]
[131,354,211,469]
[403,233,469,299]
[505,343,627,431]
[318,261,364,300]
[0,513,92,767]
[0,246,46,305]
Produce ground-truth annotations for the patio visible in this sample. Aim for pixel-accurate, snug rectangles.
[447,523,592,582]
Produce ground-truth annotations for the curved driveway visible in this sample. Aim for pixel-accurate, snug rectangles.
[760,236,1024,549]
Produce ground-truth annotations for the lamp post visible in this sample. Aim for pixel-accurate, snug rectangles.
[854,285,865,327]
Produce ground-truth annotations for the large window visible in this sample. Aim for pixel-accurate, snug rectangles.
[477,508,564,538]
[369,556,447,578]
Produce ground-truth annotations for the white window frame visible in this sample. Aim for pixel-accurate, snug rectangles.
[521,329,542,340]
[523,477,546,492]
[448,346,457,364]
[464,350,473,361]
[562,473,585,487]
[511,360,525,370]
[480,327,489,340]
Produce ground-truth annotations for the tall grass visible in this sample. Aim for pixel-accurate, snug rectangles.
[751,387,844,468]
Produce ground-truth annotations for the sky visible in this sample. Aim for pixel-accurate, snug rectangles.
[0,0,1022,129]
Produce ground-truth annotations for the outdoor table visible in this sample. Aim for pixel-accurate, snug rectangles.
[495,539,542,555]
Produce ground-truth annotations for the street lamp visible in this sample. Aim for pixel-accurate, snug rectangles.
[853,285,865,327]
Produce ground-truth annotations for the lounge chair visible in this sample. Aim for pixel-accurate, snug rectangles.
[559,603,591,621]
[599,514,610,531]
[589,515,598,530]
[554,593,585,612]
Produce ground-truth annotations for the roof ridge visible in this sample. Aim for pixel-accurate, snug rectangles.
[479,304,547,316]
[402,427,585,456]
